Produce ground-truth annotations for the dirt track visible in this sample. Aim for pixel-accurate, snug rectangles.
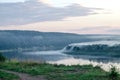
[0,69,47,80]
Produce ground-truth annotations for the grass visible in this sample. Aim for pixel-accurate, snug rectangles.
[0,62,119,80]
[0,70,19,80]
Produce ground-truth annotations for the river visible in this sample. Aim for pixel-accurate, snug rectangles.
[3,50,120,71]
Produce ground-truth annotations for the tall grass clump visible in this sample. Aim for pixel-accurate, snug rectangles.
[108,66,120,80]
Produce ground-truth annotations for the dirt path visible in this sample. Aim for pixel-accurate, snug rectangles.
[0,69,47,80]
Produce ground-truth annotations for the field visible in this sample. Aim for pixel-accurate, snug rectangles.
[0,62,112,80]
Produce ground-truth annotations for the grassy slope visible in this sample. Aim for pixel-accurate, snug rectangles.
[0,70,19,80]
[0,62,110,80]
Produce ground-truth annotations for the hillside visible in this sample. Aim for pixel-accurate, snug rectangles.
[0,30,120,51]
[0,30,92,51]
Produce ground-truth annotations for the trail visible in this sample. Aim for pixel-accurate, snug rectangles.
[0,69,47,80]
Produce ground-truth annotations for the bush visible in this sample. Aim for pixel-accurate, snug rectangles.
[108,66,119,80]
[0,53,6,62]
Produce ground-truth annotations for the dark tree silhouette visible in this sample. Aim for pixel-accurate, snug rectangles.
[108,67,119,80]
[0,53,6,62]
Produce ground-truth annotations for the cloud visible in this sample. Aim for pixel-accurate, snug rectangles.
[68,26,120,34]
[0,0,102,26]
[68,26,106,34]
[70,26,108,31]
[107,28,120,33]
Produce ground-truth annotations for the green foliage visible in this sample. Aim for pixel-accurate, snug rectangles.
[0,70,19,80]
[0,53,6,62]
[108,66,120,80]
[0,62,109,80]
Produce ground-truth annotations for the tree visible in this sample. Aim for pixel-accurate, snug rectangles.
[0,53,6,62]
[108,66,119,80]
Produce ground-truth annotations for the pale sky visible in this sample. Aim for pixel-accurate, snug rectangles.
[0,0,120,34]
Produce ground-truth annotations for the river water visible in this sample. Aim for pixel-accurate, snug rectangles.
[3,50,120,71]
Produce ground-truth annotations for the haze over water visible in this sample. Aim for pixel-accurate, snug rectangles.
[3,49,120,72]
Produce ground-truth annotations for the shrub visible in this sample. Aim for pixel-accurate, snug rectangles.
[0,53,6,62]
[108,66,119,80]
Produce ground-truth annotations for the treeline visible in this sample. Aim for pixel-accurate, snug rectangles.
[71,44,120,52]
[0,30,95,51]
[64,44,120,56]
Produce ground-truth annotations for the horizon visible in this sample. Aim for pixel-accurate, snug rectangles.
[0,0,120,34]
[0,30,120,35]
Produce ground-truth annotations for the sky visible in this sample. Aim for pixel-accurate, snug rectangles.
[0,0,120,34]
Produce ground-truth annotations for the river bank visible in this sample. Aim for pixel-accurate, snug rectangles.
[0,61,113,80]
